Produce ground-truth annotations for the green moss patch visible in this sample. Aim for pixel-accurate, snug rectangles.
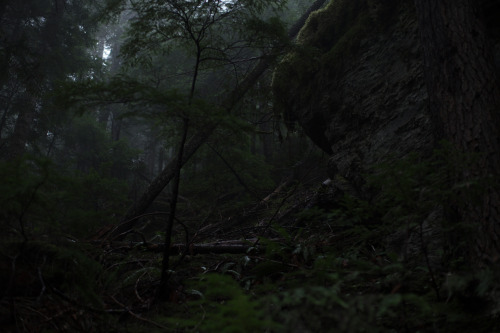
[272,0,403,125]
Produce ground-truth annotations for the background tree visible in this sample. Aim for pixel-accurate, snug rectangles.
[0,0,137,240]
[0,0,118,158]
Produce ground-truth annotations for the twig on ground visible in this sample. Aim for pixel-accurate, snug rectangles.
[110,295,170,330]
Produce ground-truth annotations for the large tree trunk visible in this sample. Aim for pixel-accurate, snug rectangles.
[414,0,500,263]
[103,0,329,240]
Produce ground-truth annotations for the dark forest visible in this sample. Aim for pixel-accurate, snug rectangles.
[1,0,500,331]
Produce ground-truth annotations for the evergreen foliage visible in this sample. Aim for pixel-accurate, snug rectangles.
[2,0,499,331]
[164,273,280,332]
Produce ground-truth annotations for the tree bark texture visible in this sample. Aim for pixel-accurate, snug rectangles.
[104,0,329,240]
[414,0,500,263]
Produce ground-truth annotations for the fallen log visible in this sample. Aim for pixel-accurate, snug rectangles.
[105,239,270,255]
[148,243,260,255]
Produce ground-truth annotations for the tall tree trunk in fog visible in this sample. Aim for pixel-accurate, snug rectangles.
[109,39,123,141]
[111,110,122,141]
[104,0,329,240]
[414,0,500,263]
[260,115,274,162]
[8,95,36,158]
[146,135,158,177]
[157,146,165,173]
[0,89,16,143]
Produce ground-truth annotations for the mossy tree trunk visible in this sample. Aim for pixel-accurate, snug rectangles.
[414,0,500,264]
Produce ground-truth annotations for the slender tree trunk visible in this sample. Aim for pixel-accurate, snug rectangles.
[158,146,164,173]
[0,95,12,139]
[414,0,500,263]
[111,111,122,141]
[157,117,189,300]
[107,30,123,139]
[145,135,157,177]
[104,0,329,240]
[8,95,36,158]
[260,115,273,162]
[158,42,203,299]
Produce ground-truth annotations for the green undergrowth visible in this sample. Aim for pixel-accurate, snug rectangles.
[0,127,134,239]
[0,238,119,332]
[0,240,104,304]
[2,144,499,332]
[146,143,500,332]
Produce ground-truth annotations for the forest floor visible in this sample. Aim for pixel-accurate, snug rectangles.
[1,170,499,332]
